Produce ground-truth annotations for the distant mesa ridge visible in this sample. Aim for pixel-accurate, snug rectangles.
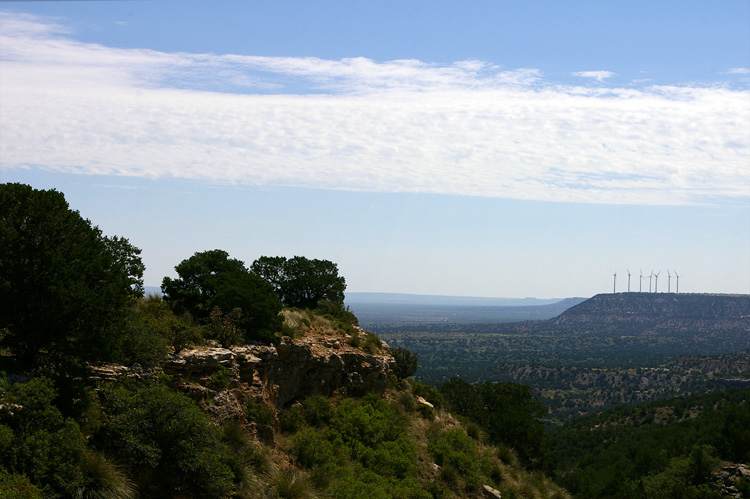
[345,292,568,307]
[347,294,588,324]
[549,293,750,332]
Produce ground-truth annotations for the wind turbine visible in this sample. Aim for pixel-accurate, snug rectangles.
[626,269,631,293]
[654,271,661,293]
[674,270,680,294]
[613,270,617,294]
[648,270,654,293]
[667,270,671,293]
[639,269,644,292]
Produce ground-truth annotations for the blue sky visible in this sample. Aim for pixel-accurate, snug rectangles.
[1,1,749,298]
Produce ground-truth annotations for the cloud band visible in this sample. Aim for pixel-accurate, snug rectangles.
[1,12,748,205]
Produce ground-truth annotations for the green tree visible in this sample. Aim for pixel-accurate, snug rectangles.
[477,382,551,470]
[251,255,346,309]
[162,249,282,343]
[0,183,144,370]
[391,347,419,381]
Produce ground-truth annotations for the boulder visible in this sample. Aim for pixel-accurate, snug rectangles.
[481,484,502,498]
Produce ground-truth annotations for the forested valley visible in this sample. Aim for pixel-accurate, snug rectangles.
[372,294,750,423]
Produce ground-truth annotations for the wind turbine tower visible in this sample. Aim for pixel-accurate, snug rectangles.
[613,271,617,294]
[648,271,653,293]
[667,270,671,293]
[654,271,661,293]
[627,269,631,293]
[639,269,644,292]
[674,271,680,294]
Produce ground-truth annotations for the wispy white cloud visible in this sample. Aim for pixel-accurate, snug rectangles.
[1,12,748,206]
[573,70,615,82]
[727,67,750,74]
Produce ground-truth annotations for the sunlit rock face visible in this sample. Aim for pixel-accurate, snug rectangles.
[159,332,394,425]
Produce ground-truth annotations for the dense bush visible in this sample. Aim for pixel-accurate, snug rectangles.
[131,294,202,354]
[97,380,236,498]
[428,428,483,491]
[302,394,335,427]
[0,377,89,497]
[287,393,432,497]
[245,397,276,427]
[410,380,443,408]
[0,468,44,499]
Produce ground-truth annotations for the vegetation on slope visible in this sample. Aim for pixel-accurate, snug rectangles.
[551,388,750,498]
[0,183,569,498]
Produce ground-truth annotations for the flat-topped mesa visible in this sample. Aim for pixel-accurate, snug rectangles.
[550,293,750,331]
[163,332,395,413]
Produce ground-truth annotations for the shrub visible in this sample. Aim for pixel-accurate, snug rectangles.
[397,391,416,412]
[429,429,479,472]
[266,467,320,499]
[292,428,337,469]
[207,306,244,347]
[209,364,232,390]
[0,469,44,499]
[416,404,435,421]
[391,347,418,380]
[133,295,201,353]
[302,395,334,427]
[316,299,359,326]
[410,381,443,408]
[347,333,362,348]
[97,380,235,498]
[246,397,276,427]
[0,377,90,496]
[116,314,169,368]
[362,332,382,354]
[428,428,485,492]
[76,448,135,499]
[280,404,305,433]
[332,394,405,448]
[364,437,418,479]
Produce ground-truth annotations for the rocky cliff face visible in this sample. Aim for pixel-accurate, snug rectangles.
[153,332,395,426]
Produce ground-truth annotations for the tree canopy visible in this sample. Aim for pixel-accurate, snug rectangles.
[440,378,552,470]
[0,183,144,370]
[161,249,282,343]
[251,255,346,309]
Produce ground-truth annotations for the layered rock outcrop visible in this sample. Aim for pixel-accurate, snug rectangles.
[159,333,394,424]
